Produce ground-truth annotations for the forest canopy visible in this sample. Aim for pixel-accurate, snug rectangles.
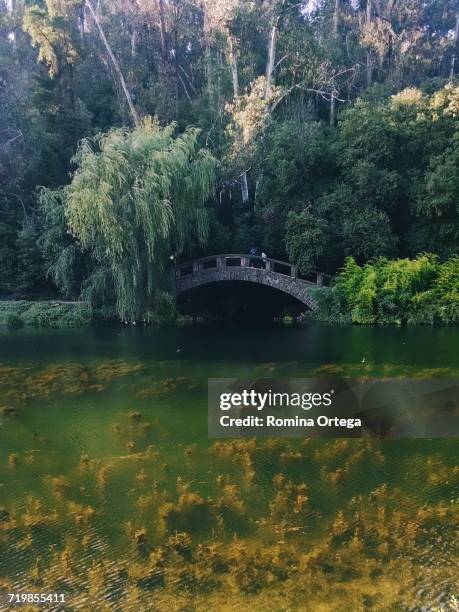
[0,0,458,321]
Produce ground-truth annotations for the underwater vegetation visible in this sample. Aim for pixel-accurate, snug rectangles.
[1,427,458,610]
[0,358,458,610]
[136,377,200,399]
[1,359,458,412]
[0,360,145,405]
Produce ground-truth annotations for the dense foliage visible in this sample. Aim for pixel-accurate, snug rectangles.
[0,0,458,321]
[40,120,216,321]
[0,300,91,328]
[314,255,459,325]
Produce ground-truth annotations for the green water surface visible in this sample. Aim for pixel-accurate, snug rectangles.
[0,324,458,611]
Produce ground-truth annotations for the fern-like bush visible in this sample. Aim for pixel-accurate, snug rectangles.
[314,255,458,325]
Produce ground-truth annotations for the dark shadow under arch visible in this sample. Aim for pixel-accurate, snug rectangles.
[177,280,312,323]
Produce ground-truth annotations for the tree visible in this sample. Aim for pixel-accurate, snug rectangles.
[285,210,329,274]
[341,207,397,261]
[1,0,458,315]
[203,0,257,202]
[40,119,217,321]
[84,0,139,126]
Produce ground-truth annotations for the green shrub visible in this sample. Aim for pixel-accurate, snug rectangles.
[21,303,91,328]
[314,255,459,325]
[0,301,92,328]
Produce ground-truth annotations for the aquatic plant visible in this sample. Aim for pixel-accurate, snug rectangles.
[67,502,97,527]
[0,405,16,416]
[269,478,310,529]
[133,527,148,546]
[1,379,458,611]
[216,484,247,532]
[8,453,19,467]
[21,497,57,529]
[158,491,215,537]
[0,361,145,404]
[47,475,71,501]
[136,376,200,399]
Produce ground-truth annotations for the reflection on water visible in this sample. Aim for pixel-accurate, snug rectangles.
[0,325,458,610]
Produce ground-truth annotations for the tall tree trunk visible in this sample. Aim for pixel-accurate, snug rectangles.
[174,27,179,120]
[227,33,239,98]
[205,40,214,112]
[241,172,249,203]
[67,64,76,111]
[203,6,214,114]
[266,0,288,99]
[217,50,222,114]
[265,17,279,98]
[366,1,372,86]
[79,6,85,43]
[330,90,337,126]
[227,32,248,204]
[333,0,340,36]
[85,0,139,127]
[450,13,459,79]
[158,0,167,66]
[131,29,137,57]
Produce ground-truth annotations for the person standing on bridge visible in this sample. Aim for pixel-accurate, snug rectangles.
[262,251,267,262]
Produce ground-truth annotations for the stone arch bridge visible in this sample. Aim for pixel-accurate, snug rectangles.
[173,254,332,310]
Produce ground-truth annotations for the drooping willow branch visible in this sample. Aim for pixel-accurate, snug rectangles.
[41,120,217,321]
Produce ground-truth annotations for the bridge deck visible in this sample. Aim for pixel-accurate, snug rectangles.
[173,255,332,310]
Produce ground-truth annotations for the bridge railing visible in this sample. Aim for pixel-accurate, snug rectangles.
[174,254,332,286]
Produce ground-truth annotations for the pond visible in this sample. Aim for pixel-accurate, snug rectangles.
[0,324,458,610]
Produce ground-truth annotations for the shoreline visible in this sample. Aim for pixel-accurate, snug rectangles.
[1,300,457,329]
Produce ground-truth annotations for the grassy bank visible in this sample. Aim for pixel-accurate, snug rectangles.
[0,301,199,329]
[0,301,92,329]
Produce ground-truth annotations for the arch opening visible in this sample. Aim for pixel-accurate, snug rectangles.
[177,281,311,323]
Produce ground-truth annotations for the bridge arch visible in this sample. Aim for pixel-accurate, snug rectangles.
[173,255,331,310]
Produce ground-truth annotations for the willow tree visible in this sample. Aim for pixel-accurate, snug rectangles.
[41,119,216,321]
